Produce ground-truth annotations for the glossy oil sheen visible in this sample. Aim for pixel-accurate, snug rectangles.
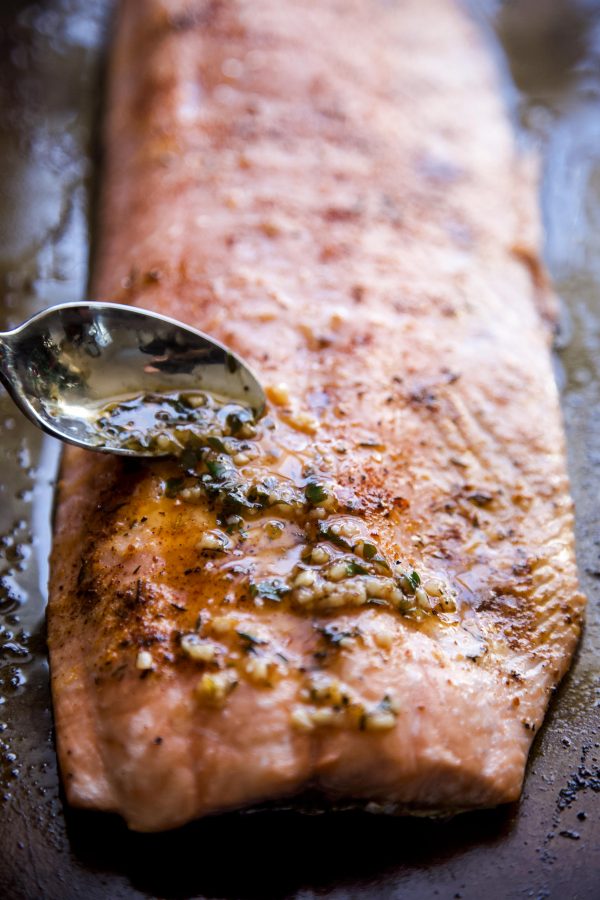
[0,0,599,897]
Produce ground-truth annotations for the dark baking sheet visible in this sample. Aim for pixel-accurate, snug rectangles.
[1,1,599,898]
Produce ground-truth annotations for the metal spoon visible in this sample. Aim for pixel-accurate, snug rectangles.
[0,302,266,456]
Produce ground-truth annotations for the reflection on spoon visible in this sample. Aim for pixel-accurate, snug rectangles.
[0,302,266,457]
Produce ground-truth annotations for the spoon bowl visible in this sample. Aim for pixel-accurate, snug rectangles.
[0,302,266,456]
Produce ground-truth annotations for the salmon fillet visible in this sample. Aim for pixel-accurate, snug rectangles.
[48,0,585,832]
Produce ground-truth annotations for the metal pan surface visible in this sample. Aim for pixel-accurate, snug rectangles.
[0,1,599,897]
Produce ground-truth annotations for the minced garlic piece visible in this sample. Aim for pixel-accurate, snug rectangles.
[197,529,230,552]
[155,434,173,452]
[364,711,396,731]
[195,670,238,706]
[181,634,221,663]
[382,692,401,714]
[295,672,400,732]
[292,705,342,729]
[244,657,269,683]
[244,656,283,686]
[363,576,394,598]
[329,519,361,540]
[293,569,316,588]
[306,673,347,706]
[179,485,204,503]
[310,544,330,565]
[184,394,209,409]
[211,615,237,635]
[136,650,154,670]
[423,579,443,597]
[319,580,367,609]
[291,706,315,731]
[326,561,349,583]
[372,628,393,650]
[335,633,358,649]
[415,587,431,611]
[309,707,338,726]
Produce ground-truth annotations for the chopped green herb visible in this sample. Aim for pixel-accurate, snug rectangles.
[372,555,392,575]
[89,389,257,456]
[408,570,421,589]
[317,523,353,552]
[249,578,291,602]
[316,624,361,646]
[345,560,369,577]
[246,480,273,506]
[225,515,244,534]
[207,436,227,453]
[399,570,420,595]
[205,457,229,480]
[180,447,203,470]
[305,481,328,504]
[226,407,253,434]
[165,477,184,498]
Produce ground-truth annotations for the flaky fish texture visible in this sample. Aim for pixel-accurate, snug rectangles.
[48,0,585,832]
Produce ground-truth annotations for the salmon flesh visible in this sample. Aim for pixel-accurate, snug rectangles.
[48,0,585,831]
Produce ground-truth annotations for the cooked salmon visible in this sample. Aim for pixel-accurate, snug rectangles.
[48,0,585,832]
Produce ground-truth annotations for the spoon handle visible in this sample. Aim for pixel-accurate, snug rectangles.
[0,333,25,423]
[0,332,23,405]
[0,334,11,386]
